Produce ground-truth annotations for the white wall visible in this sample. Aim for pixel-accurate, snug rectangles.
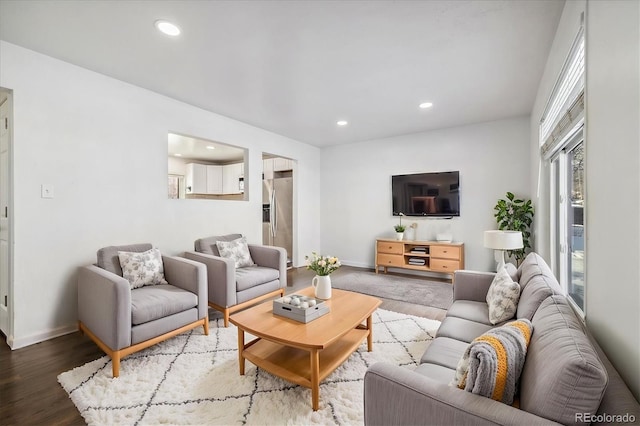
[585,0,640,400]
[529,0,640,400]
[0,41,321,348]
[320,116,531,272]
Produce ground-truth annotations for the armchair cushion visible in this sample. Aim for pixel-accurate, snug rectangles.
[235,266,280,292]
[195,234,242,256]
[131,284,198,325]
[118,248,168,289]
[97,243,152,276]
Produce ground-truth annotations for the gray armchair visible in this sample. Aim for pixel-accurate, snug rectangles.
[78,243,209,377]
[184,234,286,327]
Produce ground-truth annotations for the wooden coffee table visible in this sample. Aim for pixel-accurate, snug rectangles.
[229,287,381,411]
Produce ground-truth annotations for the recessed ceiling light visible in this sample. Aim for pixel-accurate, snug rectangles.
[337,120,348,126]
[419,102,434,109]
[174,153,182,157]
[155,20,181,36]
[206,146,216,150]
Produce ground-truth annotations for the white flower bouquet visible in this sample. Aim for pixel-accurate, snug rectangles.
[305,252,341,276]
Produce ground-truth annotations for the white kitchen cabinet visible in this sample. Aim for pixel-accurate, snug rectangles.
[273,157,293,171]
[206,165,223,194]
[185,163,207,194]
[222,163,243,194]
[263,158,274,180]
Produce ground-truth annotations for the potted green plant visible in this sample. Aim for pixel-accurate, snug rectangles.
[493,192,534,264]
[394,213,406,240]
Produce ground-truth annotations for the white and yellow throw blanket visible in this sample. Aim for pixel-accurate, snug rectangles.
[453,319,533,405]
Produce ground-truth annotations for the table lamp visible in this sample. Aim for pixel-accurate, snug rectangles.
[484,230,523,271]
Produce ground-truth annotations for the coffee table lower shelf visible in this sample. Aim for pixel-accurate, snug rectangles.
[239,327,369,410]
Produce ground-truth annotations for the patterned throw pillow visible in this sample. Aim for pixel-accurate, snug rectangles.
[118,248,168,289]
[216,236,255,268]
[486,266,521,324]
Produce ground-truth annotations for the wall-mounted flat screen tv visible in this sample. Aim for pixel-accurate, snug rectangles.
[392,171,460,217]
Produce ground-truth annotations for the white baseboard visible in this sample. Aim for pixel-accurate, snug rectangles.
[8,323,78,350]
[340,260,374,269]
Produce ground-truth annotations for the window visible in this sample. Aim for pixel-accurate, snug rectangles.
[551,133,585,312]
[541,25,585,314]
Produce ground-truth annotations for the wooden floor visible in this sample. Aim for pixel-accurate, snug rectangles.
[0,265,447,425]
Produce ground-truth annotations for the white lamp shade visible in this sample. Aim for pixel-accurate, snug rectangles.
[484,230,524,250]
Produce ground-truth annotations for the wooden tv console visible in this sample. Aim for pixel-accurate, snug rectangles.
[375,238,464,282]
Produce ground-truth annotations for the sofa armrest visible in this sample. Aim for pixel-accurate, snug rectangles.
[162,255,208,319]
[183,251,237,307]
[364,363,560,426]
[453,270,496,302]
[248,244,287,287]
[77,265,132,351]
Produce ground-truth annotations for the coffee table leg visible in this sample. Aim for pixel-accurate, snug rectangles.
[367,315,374,352]
[310,348,320,411]
[237,328,245,375]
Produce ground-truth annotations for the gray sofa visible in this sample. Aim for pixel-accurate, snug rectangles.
[364,253,640,425]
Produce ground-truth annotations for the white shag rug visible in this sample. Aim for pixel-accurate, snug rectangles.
[58,309,440,426]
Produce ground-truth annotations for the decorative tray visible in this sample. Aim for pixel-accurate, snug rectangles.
[272,294,330,323]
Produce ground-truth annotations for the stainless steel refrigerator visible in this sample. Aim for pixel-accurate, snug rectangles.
[262,174,293,265]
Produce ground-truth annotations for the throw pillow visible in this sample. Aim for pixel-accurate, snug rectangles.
[216,236,256,268]
[118,248,168,289]
[451,318,534,405]
[486,266,521,324]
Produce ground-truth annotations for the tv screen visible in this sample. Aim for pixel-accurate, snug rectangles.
[392,171,460,217]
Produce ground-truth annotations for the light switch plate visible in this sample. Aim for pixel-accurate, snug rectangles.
[41,184,54,199]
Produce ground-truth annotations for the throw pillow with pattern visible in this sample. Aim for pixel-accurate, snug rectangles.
[216,236,256,268]
[486,266,521,324]
[118,248,168,289]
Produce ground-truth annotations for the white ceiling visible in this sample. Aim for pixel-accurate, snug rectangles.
[0,0,564,147]
[168,133,245,162]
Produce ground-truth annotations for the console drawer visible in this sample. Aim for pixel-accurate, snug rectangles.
[377,253,404,267]
[431,245,461,260]
[376,241,404,255]
[430,258,460,272]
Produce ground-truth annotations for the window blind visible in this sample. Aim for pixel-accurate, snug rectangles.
[540,27,585,159]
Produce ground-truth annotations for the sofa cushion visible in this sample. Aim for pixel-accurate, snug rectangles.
[517,252,554,290]
[446,300,492,325]
[516,274,562,320]
[486,267,521,324]
[131,284,198,325]
[235,266,280,292]
[452,318,533,405]
[420,337,469,369]
[436,316,494,343]
[414,363,457,384]
[118,248,168,289]
[519,296,608,425]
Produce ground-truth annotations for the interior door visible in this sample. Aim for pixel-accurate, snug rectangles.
[0,91,11,336]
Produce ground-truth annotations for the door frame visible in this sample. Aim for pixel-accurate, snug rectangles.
[0,87,14,345]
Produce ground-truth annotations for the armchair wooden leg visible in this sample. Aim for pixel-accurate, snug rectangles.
[203,317,209,335]
[223,309,230,328]
[112,352,121,378]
